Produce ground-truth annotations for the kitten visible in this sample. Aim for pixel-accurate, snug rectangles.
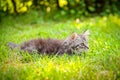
[7,30,90,55]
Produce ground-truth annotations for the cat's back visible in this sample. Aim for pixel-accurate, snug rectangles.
[22,38,63,46]
[21,38,63,54]
[35,38,63,46]
[37,38,64,54]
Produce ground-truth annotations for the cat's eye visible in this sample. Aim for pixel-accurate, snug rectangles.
[63,42,67,45]
[75,44,80,48]
[81,43,84,46]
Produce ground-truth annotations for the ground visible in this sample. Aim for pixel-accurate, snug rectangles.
[0,12,120,80]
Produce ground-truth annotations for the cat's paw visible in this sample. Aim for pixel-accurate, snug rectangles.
[7,42,18,49]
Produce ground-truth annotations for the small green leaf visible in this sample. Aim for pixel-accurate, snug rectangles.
[88,6,95,12]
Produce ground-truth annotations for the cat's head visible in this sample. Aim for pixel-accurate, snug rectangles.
[63,30,90,54]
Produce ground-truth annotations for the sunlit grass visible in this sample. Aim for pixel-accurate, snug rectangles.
[0,12,120,80]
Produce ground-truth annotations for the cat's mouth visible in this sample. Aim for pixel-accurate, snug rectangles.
[72,49,84,54]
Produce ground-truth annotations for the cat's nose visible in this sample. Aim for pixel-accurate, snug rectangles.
[85,45,89,49]
[86,46,89,49]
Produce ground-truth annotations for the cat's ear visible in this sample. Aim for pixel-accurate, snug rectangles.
[70,32,77,40]
[81,30,90,39]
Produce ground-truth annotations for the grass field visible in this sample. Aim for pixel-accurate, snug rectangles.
[0,12,120,80]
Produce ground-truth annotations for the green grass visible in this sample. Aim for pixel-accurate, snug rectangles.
[0,12,120,80]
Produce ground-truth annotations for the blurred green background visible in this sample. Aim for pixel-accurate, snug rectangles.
[0,0,120,80]
[1,0,120,17]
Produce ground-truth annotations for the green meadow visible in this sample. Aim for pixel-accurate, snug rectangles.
[0,12,120,80]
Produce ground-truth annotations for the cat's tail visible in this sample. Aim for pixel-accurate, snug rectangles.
[7,42,19,50]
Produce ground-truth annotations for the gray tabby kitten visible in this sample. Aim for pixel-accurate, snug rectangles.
[8,30,90,55]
